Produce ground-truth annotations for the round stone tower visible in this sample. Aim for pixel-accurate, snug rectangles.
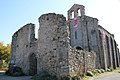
[37,13,69,78]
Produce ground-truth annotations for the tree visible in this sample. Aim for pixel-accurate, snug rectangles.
[0,42,11,68]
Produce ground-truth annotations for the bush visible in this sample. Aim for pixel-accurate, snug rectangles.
[31,70,58,80]
[107,69,111,72]
[92,70,97,75]
[109,67,113,71]
[5,66,25,76]
[86,71,94,76]
[2,62,9,68]
[100,69,105,73]
[95,69,101,74]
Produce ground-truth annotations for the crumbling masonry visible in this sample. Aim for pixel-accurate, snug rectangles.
[10,4,120,78]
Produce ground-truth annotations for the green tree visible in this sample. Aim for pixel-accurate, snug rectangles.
[0,42,11,68]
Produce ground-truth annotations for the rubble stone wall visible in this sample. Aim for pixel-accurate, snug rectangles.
[68,48,96,76]
[10,23,37,75]
[37,13,69,78]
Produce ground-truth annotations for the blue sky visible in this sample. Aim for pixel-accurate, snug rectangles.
[0,0,120,48]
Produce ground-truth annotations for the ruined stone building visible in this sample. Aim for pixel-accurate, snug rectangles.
[68,4,120,69]
[10,4,120,78]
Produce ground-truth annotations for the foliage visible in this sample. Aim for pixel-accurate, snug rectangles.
[5,66,25,76]
[86,71,94,76]
[2,62,9,68]
[100,69,105,73]
[106,68,111,72]
[109,67,113,71]
[95,69,101,74]
[92,70,98,75]
[112,68,120,73]
[81,68,120,80]
[0,42,11,68]
[31,70,58,80]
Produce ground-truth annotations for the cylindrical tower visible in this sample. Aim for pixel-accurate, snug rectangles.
[37,13,69,78]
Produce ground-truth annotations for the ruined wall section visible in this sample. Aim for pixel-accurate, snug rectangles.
[69,15,101,68]
[37,13,69,78]
[68,48,96,77]
[10,23,37,74]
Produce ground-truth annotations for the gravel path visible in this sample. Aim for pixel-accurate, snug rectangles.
[89,72,120,80]
[0,71,32,80]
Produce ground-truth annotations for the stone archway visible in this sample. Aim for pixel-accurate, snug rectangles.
[29,53,37,76]
[76,46,83,50]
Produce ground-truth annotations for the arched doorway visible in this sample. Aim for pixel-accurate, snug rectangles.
[29,53,37,75]
[76,46,83,50]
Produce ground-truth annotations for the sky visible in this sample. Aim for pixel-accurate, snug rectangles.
[0,0,120,48]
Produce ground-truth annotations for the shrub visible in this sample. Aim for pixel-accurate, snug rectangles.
[86,71,94,76]
[107,69,111,72]
[109,67,113,71]
[5,66,25,76]
[92,70,97,75]
[95,69,101,74]
[31,70,58,80]
[100,69,105,73]
[2,62,9,68]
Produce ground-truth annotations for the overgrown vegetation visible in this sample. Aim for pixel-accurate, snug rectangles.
[81,67,120,80]
[5,66,25,76]
[86,71,94,76]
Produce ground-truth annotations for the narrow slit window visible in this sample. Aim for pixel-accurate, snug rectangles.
[75,31,77,39]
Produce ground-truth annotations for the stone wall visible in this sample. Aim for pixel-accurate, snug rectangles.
[98,25,120,69]
[68,4,120,70]
[68,48,96,76]
[10,13,96,78]
[37,13,69,78]
[68,4,101,69]
[10,23,37,75]
[9,4,120,78]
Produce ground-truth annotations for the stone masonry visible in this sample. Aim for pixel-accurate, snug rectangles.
[10,4,120,79]
[68,4,120,70]
[37,13,69,77]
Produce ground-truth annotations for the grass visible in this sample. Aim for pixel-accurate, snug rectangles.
[81,72,105,80]
[81,75,92,80]
[81,68,120,80]
[112,68,120,73]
